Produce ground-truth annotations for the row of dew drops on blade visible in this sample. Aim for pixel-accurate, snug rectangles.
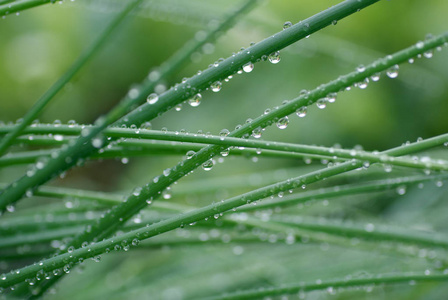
[0,27,445,196]
[139,22,447,172]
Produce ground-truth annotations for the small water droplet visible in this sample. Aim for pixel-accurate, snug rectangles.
[211,81,222,92]
[357,64,366,72]
[283,21,293,30]
[219,129,230,138]
[416,41,424,49]
[386,65,399,78]
[186,150,196,159]
[358,78,369,89]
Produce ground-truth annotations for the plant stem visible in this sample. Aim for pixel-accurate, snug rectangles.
[202,272,448,300]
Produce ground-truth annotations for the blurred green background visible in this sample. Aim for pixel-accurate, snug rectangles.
[1,1,448,299]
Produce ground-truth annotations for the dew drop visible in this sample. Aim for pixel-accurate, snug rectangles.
[252,127,263,138]
[186,150,196,159]
[370,73,380,81]
[211,81,222,92]
[358,78,369,89]
[327,93,337,103]
[423,50,433,58]
[316,99,327,109]
[147,93,159,104]
[188,93,202,107]
[242,62,254,73]
[386,65,399,78]
[219,129,230,138]
[268,51,281,64]
[416,41,424,49]
[283,21,293,30]
[276,116,289,129]
[296,106,307,117]
[357,64,366,72]
[202,159,214,171]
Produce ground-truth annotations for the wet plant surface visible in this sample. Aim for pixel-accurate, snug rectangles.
[1,0,448,299]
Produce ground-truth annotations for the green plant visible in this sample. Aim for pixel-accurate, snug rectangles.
[1,0,448,299]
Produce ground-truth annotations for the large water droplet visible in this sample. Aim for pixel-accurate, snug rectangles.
[316,98,327,109]
[188,93,202,107]
[252,127,263,138]
[276,116,289,129]
[147,93,159,104]
[243,62,254,73]
[202,159,214,171]
[296,106,307,117]
[268,51,281,64]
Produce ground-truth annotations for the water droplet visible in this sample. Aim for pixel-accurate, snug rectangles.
[163,168,171,176]
[147,93,159,104]
[423,50,433,58]
[370,73,380,81]
[242,62,254,73]
[358,78,369,89]
[202,159,214,171]
[283,21,293,30]
[252,127,263,138]
[416,41,424,49]
[132,187,142,196]
[211,81,222,92]
[357,64,366,72]
[188,93,202,107]
[296,106,307,117]
[276,116,289,129]
[396,185,407,195]
[174,104,182,111]
[162,187,172,199]
[408,58,415,64]
[268,51,281,64]
[386,65,399,78]
[91,136,104,148]
[327,93,337,103]
[219,129,230,138]
[316,98,327,109]
[186,150,196,159]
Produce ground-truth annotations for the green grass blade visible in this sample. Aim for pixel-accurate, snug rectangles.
[203,272,448,300]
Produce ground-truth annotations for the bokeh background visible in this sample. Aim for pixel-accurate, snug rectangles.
[1,0,448,299]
